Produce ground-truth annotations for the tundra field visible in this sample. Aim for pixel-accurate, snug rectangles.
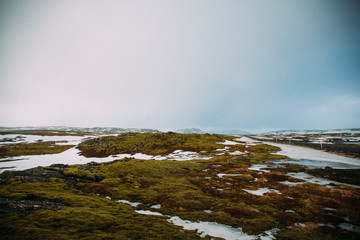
[0,128,359,240]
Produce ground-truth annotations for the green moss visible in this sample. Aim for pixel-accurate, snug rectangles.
[0,142,74,157]
[248,144,282,153]
[64,165,105,181]
[1,133,359,239]
[0,180,204,239]
[275,228,336,240]
[77,132,225,157]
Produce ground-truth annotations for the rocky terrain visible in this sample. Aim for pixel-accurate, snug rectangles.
[0,131,359,239]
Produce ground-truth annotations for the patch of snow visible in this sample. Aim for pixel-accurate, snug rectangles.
[217,173,243,178]
[279,181,303,186]
[0,134,90,146]
[204,210,212,213]
[317,223,335,228]
[151,204,161,209]
[294,223,306,228]
[117,200,141,207]
[323,207,336,211]
[283,172,360,188]
[0,147,122,172]
[167,216,256,240]
[0,145,211,173]
[135,210,163,216]
[218,140,241,145]
[285,209,295,213]
[105,196,111,200]
[163,150,212,161]
[338,223,360,233]
[248,164,271,173]
[233,137,259,145]
[259,228,279,240]
[244,188,281,196]
[229,151,245,155]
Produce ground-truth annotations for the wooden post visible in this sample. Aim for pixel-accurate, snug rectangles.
[320,139,323,149]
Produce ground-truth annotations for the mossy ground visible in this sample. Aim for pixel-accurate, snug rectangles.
[77,132,225,157]
[0,142,74,157]
[1,133,359,239]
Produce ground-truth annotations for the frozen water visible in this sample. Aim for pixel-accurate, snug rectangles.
[0,148,213,172]
[0,147,121,172]
[0,134,89,145]
[265,141,360,167]
[272,158,360,169]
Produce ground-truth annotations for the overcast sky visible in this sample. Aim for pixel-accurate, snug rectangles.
[0,0,359,132]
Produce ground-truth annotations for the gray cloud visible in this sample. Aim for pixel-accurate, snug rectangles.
[1,0,359,130]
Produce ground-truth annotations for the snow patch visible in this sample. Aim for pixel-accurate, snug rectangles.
[117,200,141,207]
[218,140,241,145]
[135,210,163,216]
[244,188,281,196]
[217,173,243,178]
[338,223,360,233]
[167,216,255,240]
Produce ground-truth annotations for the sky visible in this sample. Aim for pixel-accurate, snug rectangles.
[0,0,359,132]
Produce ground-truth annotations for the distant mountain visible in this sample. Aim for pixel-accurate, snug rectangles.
[175,128,250,135]
[0,126,160,134]
[0,126,252,136]
[260,128,360,135]
[211,129,250,135]
[176,128,206,134]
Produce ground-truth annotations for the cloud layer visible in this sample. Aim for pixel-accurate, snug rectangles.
[1,0,359,130]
